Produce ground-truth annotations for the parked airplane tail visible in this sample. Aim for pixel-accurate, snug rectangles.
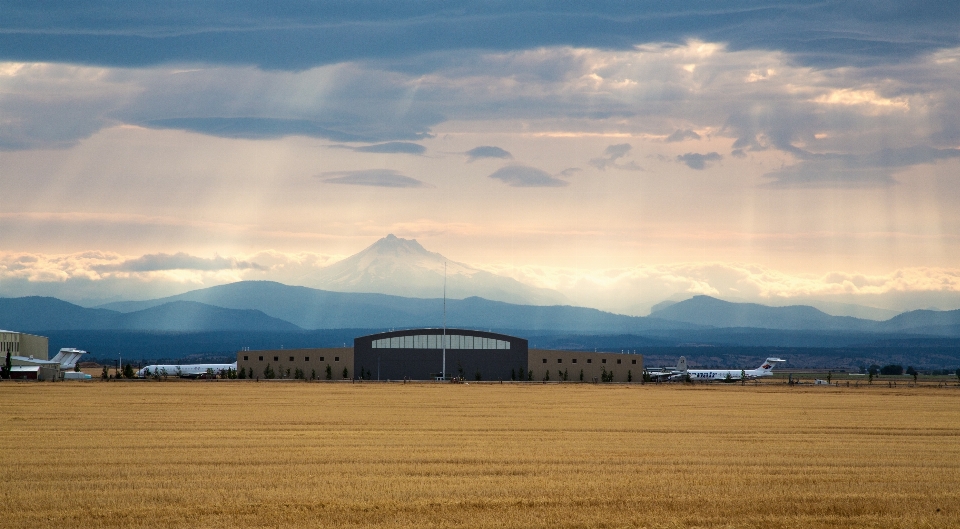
[676,356,688,372]
[757,358,786,372]
[50,348,87,370]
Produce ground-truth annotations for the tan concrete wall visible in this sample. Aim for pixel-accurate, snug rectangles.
[237,348,354,380]
[20,333,49,360]
[0,332,48,360]
[528,349,643,383]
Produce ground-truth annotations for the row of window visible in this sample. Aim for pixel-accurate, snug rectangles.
[371,334,510,350]
[543,358,637,365]
[0,341,20,353]
[244,355,341,362]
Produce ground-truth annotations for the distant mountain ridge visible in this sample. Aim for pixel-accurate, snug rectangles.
[0,297,299,332]
[651,295,960,334]
[6,286,960,339]
[97,281,700,333]
[312,234,568,305]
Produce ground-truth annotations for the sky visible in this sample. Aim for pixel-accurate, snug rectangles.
[2,1,960,315]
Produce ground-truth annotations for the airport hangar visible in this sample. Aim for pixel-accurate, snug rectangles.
[237,328,643,381]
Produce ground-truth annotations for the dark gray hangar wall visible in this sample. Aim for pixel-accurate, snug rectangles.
[354,329,528,380]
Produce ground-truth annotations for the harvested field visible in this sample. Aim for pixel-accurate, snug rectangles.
[2,382,959,528]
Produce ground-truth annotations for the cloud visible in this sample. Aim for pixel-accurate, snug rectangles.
[665,129,701,142]
[488,165,568,187]
[465,146,512,161]
[677,152,722,170]
[320,169,429,188]
[144,117,375,142]
[477,261,960,315]
[4,250,960,314]
[762,146,960,188]
[589,143,642,171]
[91,252,264,272]
[2,3,958,70]
[349,142,426,154]
[0,250,343,304]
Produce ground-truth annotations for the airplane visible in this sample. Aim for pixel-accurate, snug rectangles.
[50,348,88,370]
[645,357,786,382]
[136,362,237,379]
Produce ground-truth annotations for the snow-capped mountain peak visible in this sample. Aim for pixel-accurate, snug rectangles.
[316,235,566,305]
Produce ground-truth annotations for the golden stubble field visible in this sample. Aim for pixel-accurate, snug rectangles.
[2,382,958,528]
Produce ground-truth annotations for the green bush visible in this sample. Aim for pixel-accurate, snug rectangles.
[263,363,275,379]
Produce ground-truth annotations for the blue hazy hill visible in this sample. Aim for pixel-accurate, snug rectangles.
[650,295,878,331]
[0,297,299,332]
[97,280,702,333]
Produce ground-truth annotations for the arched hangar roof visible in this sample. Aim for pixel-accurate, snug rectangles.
[355,329,528,351]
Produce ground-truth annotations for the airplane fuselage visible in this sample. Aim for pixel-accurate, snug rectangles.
[647,357,785,382]
[687,368,768,380]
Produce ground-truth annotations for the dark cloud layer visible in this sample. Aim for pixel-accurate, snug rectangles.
[465,146,512,160]
[144,117,371,142]
[349,142,425,154]
[488,165,568,187]
[677,152,722,170]
[3,2,957,69]
[762,146,960,187]
[92,252,264,272]
[320,169,428,188]
[666,129,701,142]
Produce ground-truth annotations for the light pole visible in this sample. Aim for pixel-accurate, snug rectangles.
[442,261,446,380]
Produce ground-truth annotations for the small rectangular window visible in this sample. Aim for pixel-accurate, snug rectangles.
[542,358,547,363]
[572,359,577,363]
[587,359,592,363]
[304,357,309,361]
[335,357,340,361]
[289,356,294,362]
[632,359,637,364]
[243,356,248,361]
[617,359,621,364]
[602,359,607,364]
[274,356,279,361]
[259,356,263,361]
[319,357,324,361]
[557,359,562,363]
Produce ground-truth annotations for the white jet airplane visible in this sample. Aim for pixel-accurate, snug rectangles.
[50,348,88,370]
[646,357,786,382]
[137,362,237,379]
